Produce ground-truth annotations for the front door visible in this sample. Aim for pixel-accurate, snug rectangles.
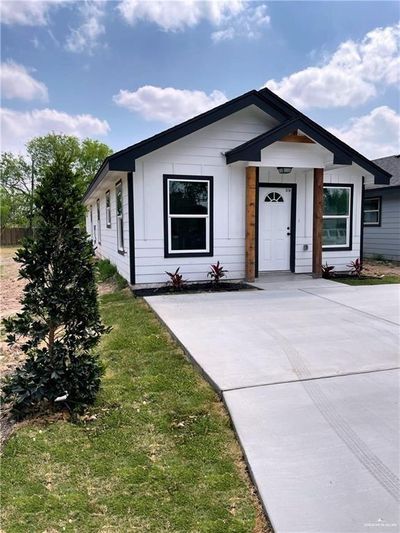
[258,186,292,271]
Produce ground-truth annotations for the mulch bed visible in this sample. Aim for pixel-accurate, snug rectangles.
[133,281,259,297]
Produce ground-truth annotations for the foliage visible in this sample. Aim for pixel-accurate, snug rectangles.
[165,267,187,290]
[321,262,335,279]
[96,258,128,290]
[0,135,113,228]
[1,155,108,419]
[347,258,363,277]
[27,134,113,192]
[207,261,228,283]
[1,291,265,532]
[0,153,34,227]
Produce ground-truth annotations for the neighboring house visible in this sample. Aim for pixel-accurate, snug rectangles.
[83,88,391,286]
[363,155,400,262]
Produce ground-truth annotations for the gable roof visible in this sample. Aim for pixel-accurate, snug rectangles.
[84,88,391,200]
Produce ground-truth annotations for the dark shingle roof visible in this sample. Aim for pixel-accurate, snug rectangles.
[369,155,400,188]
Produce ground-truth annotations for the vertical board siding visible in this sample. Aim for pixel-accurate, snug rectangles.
[84,107,366,284]
[363,189,400,261]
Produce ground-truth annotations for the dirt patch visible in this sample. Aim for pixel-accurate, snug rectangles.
[363,259,400,277]
[0,246,25,320]
[134,281,258,297]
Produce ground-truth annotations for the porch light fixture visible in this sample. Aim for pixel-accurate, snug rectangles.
[277,167,293,174]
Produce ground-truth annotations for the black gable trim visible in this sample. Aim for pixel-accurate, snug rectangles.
[225,118,353,165]
[258,87,391,184]
[83,90,291,200]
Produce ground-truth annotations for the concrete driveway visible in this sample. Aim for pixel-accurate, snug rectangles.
[145,279,400,533]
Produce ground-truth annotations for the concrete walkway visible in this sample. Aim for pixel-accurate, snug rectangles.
[145,280,400,533]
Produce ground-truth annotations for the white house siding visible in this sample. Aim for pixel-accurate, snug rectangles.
[133,106,278,284]
[364,188,400,261]
[85,172,131,281]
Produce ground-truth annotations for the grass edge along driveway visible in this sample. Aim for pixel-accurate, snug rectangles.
[1,289,270,533]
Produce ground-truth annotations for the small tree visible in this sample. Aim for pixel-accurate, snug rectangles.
[2,153,108,419]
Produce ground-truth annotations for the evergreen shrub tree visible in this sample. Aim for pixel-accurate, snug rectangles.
[2,154,108,419]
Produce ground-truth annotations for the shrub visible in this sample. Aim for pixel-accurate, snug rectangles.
[321,263,335,279]
[347,258,363,277]
[165,268,186,290]
[2,155,108,419]
[207,261,227,284]
[97,259,128,290]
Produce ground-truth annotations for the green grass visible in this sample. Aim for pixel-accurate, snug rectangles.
[1,290,265,532]
[96,258,128,290]
[334,275,400,286]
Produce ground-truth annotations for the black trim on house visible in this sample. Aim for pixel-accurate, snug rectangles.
[225,118,352,166]
[127,172,135,284]
[105,190,111,228]
[83,88,391,202]
[163,174,214,259]
[322,183,354,252]
[256,182,297,274]
[363,195,382,227]
[360,177,365,266]
[115,179,125,255]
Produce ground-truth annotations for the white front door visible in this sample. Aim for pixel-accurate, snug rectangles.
[258,187,292,271]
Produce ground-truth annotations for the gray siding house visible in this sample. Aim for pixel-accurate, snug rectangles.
[363,155,400,261]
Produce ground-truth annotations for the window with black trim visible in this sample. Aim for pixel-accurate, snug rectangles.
[116,181,124,252]
[106,190,111,228]
[364,197,381,226]
[323,186,352,249]
[164,175,213,257]
[265,191,284,203]
[96,199,101,244]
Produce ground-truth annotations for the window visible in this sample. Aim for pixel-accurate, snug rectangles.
[323,185,352,249]
[265,191,284,203]
[116,181,124,252]
[106,190,111,228]
[164,175,213,257]
[90,206,94,241]
[96,199,101,244]
[364,197,381,226]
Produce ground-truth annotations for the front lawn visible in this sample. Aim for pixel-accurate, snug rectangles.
[1,290,268,532]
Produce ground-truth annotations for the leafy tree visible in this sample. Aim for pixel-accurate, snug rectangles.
[27,134,112,191]
[0,153,34,228]
[2,154,108,419]
[0,135,113,228]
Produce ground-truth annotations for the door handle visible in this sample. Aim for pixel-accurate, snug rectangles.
[287,232,291,236]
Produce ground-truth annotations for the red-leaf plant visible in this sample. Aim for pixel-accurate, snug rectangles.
[347,258,363,277]
[207,261,228,284]
[321,262,335,279]
[165,268,186,290]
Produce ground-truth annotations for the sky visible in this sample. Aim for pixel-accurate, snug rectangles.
[1,0,399,160]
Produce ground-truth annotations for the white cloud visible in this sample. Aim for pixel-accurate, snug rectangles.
[118,0,269,41]
[264,24,400,109]
[0,0,64,26]
[328,106,400,159]
[1,61,48,101]
[0,107,110,153]
[65,1,106,54]
[113,85,228,124]
[211,4,270,42]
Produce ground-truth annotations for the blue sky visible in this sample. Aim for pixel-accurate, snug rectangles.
[1,1,399,159]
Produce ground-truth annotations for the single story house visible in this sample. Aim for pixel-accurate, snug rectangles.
[363,155,400,262]
[83,87,391,286]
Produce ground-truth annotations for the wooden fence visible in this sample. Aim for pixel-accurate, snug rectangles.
[1,227,31,246]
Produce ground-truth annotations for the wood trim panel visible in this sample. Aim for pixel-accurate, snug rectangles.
[312,168,324,277]
[245,166,257,281]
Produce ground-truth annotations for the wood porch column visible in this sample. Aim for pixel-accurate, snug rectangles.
[312,168,324,277]
[245,166,257,282]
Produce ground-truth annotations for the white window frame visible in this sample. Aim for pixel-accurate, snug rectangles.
[106,190,111,228]
[166,177,211,256]
[323,185,352,250]
[116,181,124,253]
[96,198,101,245]
[363,196,381,226]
